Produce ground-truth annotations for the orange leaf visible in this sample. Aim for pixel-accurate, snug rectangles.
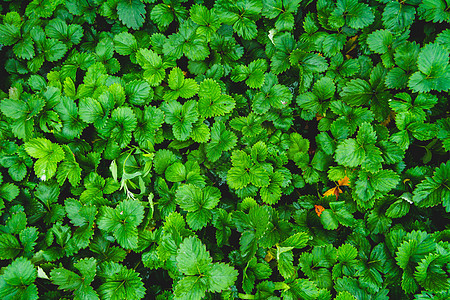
[323,187,338,198]
[316,112,324,121]
[337,176,350,187]
[314,205,325,217]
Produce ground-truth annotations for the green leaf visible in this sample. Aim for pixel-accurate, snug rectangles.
[332,0,374,29]
[45,19,83,45]
[136,48,166,86]
[337,244,358,263]
[322,33,346,57]
[100,107,137,148]
[386,198,410,218]
[320,210,339,230]
[249,166,270,188]
[198,79,235,118]
[1,94,45,121]
[0,24,21,46]
[134,105,164,146]
[150,3,177,28]
[0,183,20,202]
[0,257,37,300]
[126,80,151,106]
[271,32,296,74]
[44,38,67,62]
[20,227,38,257]
[57,145,82,186]
[51,258,98,299]
[98,262,145,300]
[227,166,251,190]
[206,262,238,293]
[97,199,145,249]
[367,30,393,54]
[413,161,450,211]
[162,100,199,141]
[287,133,310,168]
[335,291,357,300]
[117,0,146,30]
[334,139,364,168]
[0,234,21,259]
[408,43,450,92]
[278,250,296,280]
[260,171,283,204]
[340,79,372,106]
[176,184,221,230]
[418,0,450,23]
[408,122,437,141]
[206,122,237,162]
[114,32,138,55]
[335,123,383,173]
[395,231,436,275]
[176,236,212,275]
[287,278,319,300]
[355,170,400,206]
[13,38,35,60]
[174,235,238,298]
[55,96,87,139]
[173,276,207,300]
[25,138,65,180]
[190,4,221,40]
[414,253,449,292]
[253,73,292,114]
[153,149,178,174]
[247,59,267,88]
[78,97,108,128]
[382,2,416,32]
[164,67,199,100]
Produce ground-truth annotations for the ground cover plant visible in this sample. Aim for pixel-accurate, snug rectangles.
[0,0,449,299]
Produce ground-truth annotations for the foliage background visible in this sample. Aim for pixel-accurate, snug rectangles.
[0,0,449,299]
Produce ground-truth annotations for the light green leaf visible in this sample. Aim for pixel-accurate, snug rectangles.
[198,79,235,118]
[97,199,145,249]
[114,32,138,55]
[25,138,64,180]
[136,48,166,86]
[206,122,237,162]
[176,236,212,275]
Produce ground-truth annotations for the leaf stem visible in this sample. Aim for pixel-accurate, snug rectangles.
[238,293,256,299]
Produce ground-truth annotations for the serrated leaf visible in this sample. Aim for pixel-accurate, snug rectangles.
[408,43,450,92]
[0,257,37,294]
[367,30,393,54]
[162,100,199,141]
[117,0,146,30]
[413,161,450,211]
[136,48,166,86]
[177,236,212,275]
[0,234,21,259]
[114,32,138,55]
[97,199,145,249]
[337,244,358,263]
[198,79,235,117]
[340,79,372,106]
[0,24,21,46]
[25,138,64,180]
[206,122,237,162]
[97,263,145,300]
[382,2,415,32]
[176,184,220,230]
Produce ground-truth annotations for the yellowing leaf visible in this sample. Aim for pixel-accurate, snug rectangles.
[337,176,350,186]
[323,176,350,199]
[314,205,325,217]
